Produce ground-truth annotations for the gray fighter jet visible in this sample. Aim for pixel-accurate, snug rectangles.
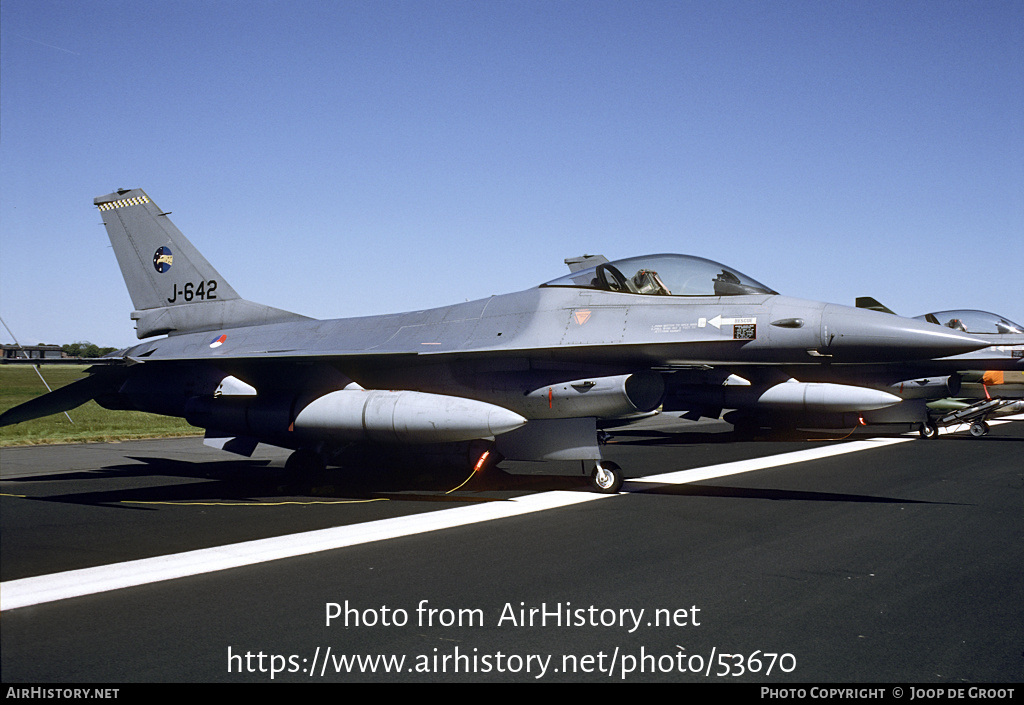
[843,300,1024,437]
[0,189,992,492]
[693,298,1024,438]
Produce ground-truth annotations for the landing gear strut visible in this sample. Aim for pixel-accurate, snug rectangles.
[590,460,624,494]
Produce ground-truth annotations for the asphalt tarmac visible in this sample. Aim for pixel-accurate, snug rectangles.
[2,415,1022,683]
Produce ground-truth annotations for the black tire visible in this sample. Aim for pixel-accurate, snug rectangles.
[969,421,989,438]
[919,422,939,439]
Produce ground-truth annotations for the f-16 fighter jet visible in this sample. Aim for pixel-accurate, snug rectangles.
[0,190,991,492]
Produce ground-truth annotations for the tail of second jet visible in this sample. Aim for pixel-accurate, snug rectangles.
[95,188,309,338]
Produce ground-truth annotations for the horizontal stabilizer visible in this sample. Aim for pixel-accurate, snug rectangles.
[130,299,309,339]
[0,374,119,427]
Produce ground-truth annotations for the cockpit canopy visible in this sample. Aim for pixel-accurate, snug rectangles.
[915,310,1024,335]
[543,254,777,297]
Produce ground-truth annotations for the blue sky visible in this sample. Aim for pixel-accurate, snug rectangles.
[2,0,1021,349]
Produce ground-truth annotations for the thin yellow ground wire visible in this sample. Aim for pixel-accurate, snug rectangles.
[444,468,479,495]
[445,450,492,494]
[121,497,390,506]
[808,424,864,441]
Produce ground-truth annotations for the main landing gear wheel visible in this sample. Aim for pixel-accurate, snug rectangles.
[590,461,624,494]
[969,421,990,438]
[919,422,939,439]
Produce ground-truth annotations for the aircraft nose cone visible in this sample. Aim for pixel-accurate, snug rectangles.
[820,305,988,361]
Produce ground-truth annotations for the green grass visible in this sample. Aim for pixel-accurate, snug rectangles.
[0,365,199,446]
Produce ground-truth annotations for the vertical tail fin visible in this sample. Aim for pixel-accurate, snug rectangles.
[95,189,308,338]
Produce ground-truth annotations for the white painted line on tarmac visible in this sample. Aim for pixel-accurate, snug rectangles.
[1,425,1014,611]
[628,437,912,487]
[0,490,607,611]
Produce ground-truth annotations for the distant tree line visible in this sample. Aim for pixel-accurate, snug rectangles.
[61,342,119,358]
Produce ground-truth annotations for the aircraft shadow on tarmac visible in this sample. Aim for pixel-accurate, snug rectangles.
[926,434,1024,443]
[2,454,594,508]
[607,425,1024,446]
[622,481,955,505]
[612,427,918,445]
[1,438,960,508]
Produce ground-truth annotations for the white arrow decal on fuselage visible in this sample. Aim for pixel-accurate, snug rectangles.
[703,315,756,329]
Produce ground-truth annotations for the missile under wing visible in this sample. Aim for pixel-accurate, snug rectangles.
[0,189,990,492]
